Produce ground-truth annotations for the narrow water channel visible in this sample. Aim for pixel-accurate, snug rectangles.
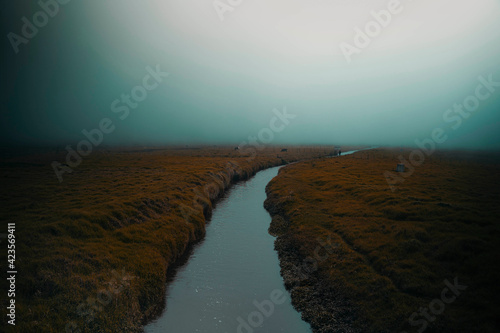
[144,166,312,333]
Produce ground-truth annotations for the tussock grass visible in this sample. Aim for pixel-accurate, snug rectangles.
[265,148,500,332]
[0,145,336,332]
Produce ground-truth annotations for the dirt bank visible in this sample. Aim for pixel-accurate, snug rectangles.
[265,198,363,333]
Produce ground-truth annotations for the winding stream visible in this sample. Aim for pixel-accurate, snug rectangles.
[145,150,366,333]
[145,166,311,333]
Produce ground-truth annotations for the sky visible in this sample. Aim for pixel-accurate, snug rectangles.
[1,0,500,149]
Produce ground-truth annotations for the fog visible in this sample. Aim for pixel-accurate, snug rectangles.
[2,0,500,149]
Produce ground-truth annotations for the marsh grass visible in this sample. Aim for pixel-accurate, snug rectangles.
[265,148,500,332]
[0,145,336,332]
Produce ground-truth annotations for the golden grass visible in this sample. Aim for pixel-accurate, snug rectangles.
[0,145,336,332]
[265,148,500,332]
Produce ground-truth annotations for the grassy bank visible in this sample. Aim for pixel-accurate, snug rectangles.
[264,148,500,332]
[0,146,335,332]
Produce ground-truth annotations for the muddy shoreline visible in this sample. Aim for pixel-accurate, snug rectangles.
[264,186,364,333]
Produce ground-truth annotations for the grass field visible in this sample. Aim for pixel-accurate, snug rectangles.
[0,145,337,332]
[264,148,500,332]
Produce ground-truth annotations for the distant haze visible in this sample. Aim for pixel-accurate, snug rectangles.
[1,0,500,149]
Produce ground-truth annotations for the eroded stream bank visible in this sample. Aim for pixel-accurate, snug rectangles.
[264,150,370,333]
[144,166,312,333]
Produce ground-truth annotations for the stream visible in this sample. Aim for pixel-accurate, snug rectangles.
[145,150,366,333]
[144,166,310,333]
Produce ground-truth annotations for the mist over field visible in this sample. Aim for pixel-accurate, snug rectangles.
[2,3,500,332]
[2,0,500,149]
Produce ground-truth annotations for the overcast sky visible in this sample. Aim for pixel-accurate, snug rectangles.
[1,0,500,149]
